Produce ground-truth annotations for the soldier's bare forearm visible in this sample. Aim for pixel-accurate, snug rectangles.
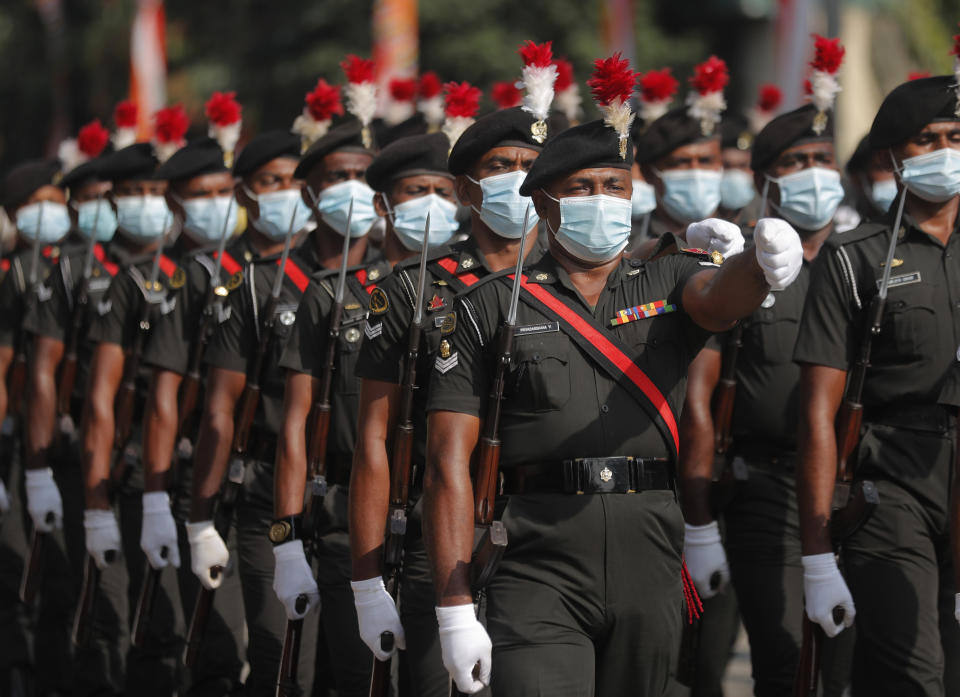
[81,343,124,510]
[685,251,769,332]
[25,336,64,469]
[349,435,391,581]
[142,369,182,492]
[190,409,234,522]
[274,372,313,517]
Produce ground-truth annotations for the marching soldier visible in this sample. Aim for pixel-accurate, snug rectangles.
[845,133,898,222]
[421,77,805,696]
[795,74,960,696]
[348,107,546,695]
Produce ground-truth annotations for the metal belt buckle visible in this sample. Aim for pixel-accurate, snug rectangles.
[577,457,630,494]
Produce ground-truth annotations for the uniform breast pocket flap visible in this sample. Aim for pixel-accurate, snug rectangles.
[508,336,570,413]
[882,283,937,359]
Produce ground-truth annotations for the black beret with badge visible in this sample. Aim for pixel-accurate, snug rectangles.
[635,107,711,165]
[869,75,959,150]
[365,131,452,193]
[1,159,63,208]
[293,120,375,180]
[233,130,301,179]
[154,136,228,183]
[751,104,834,173]
[448,107,546,176]
[97,143,160,183]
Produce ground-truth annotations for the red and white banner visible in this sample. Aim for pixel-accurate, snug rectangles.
[129,0,166,141]
[371,0,419,114]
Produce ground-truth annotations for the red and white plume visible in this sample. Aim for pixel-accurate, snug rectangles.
[809,35,844,134]
[748,83,783,134]
[384,77,418,126]
[59,119,111,173]
[205,91,242,167]
[686,56,728,136]
[292,79,343,152]
[552,58,581,124]
[950,25,960,116]
[341,55,377,149]
[152,105,189,164]
[517,40,557,143]
[112,100,139,150]
[418,72,445,130]
[586,52,638,160]
[491,81,523,110]
[442,81,482,149]
[638,67,678,126]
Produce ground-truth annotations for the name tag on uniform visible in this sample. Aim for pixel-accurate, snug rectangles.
[877,271,921,289]
[515,321,559,337]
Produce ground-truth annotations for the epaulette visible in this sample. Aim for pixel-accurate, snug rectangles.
[823,221,888,249]
[461,266,514,295]
[395,244,455,271]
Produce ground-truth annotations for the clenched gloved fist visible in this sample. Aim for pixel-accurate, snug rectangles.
[25,467,62,532]
[186,520,229,590]
[140,491,180,569]
[0,479,9,515]
[352,576,406,661]
[802,553,855,638]
[273,540,320,620]
[684,521,730,599]
[685,218,745,259]
[754,217,803,290]
[437,604,492,694]
[84,509,121,570]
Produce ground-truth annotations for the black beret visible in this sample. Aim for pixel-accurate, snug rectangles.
[520,119,632,197]
[846,134,874,175]
[366,132,452,193]
[635,108,717,165]
[234,130,300,178]
[154,136,227,183]
[380,113,428,149]
[98,143,159,182]
[720,112,751,150]
[548,112,572,138]
[61,159,103,191]
[294,120,375,180]
[448,107,545,176]
[751,104,833,173]
[870,75,959,150]
[2,159,62,208]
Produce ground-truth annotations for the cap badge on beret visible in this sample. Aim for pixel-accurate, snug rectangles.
[686,56,729,137]
[341,54,378,150]
[638,67,678,130]
[587,52,639,160]
[517,40,558,144]
[808,35,845,135]
[205,91,242,168]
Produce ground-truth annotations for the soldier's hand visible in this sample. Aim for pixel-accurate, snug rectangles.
[352,576,406,661]
[25,467,63,532]
[685,218,745,259]
[84,509,121,570]
[140,492,181,569]
[436,604,492,694]
[186,520,229,590]
[683,521,730,599]
[754,217,803,290]
[272,540,320,620]
[0,478,10,516]
[802,553,855,637]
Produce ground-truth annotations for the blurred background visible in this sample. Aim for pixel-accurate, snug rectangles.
[1,0,958,174]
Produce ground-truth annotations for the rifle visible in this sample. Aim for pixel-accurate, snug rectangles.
[369,213,433,696]
[469,205,531,593]
[183,202,298,666]
[275,594,308,697]
[72,548,116,647]
[9,219,45,417]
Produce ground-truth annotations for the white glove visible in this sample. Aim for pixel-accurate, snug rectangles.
[802,553,855,638]
[436,604,492,694]
[84,509,121,570]
[272,540,320,620]
[754,217,803,290]
[684,521,730,599]
[352,576,406,661]
[140,492,180,570]
[25,467,62,532]
[0,479,10,515]
[685,218,745,259]
[186,520,229,590]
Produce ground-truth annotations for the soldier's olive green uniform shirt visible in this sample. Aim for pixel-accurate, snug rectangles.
[0,245,58,347]
[426,251,712,465]
[203,242,322,436]
[279,255,391,459]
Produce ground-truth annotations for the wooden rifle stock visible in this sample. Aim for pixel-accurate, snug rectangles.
[368,630,395,697]
[72,550,115,647]
[712,325,743,456]
[131,561,163,648]
[275,595,308,697]
[834,401,862,484]
[7,355,25,417]
[793,616,818,697]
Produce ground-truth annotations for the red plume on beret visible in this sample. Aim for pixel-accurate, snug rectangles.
[305,79,343,121]
[443,81,482,118]
[77,119,110,159]
[519,40,553,68]
[639,68,678,104]
[341,55,377,146]
[811,35,844,75]
[418,72,443,99]
[205,91,241,126]
[757,84,783,113]
[154,105,189,144]
[689,56,729,95]
[553,59,574,93]
[491,81,523,109]
[587,52,638,107]
[808,35,844,134]
[114,100,138,129]
[389,78,418,103]
[908,71,932,81]
[341,54,375,84]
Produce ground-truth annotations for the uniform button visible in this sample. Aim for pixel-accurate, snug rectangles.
[600,404,610,414]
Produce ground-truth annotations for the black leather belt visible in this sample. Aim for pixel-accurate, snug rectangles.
[501,456,673,495]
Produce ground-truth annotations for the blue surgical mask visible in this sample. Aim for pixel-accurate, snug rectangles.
[868,178,898,213]
[15,201,72,246]
[180,195,237,245]
[769,167,844,231]
[115,195,170,243]
[247,187,312,241]
[544,191,632,263]
[719,169,756,211]
[631,180,657,217]
[314,179,377,238]
[656,168,722,223]
[467,170,538,239]
[386,194,459,251]
[896,148,960,203]
[76,199,118,242]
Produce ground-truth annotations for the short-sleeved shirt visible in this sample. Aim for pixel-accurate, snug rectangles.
[0,244,59,348]
[279,254,392,458]
[203,241,323,435]
[426,251,712,465]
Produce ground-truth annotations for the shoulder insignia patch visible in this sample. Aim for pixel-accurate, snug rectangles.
[435,349,459,374]
[435,311,457,335]
[226,270,244,291]
[96,299,112,316]
[369,287,389,315]
[364,320,383,340]
[169,267,186,289]
[36,284,53,302]
[160,296,177,315]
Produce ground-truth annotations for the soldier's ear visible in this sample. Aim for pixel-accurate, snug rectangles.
[235,181,258,220]
[373,192,389,217]
[454,175,476,207]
